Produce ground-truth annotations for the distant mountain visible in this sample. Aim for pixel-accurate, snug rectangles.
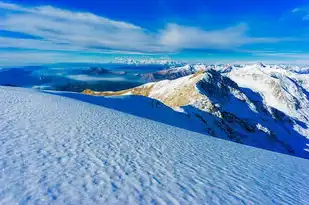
[140,64,238,81]
[0,65,134,92]
[140,64,203,81]
[83,63,309,159]
[0,66,46,87]
[82,67,127,75]
[112,57,184,67]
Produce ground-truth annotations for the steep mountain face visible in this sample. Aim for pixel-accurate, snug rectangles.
[227,64,309,122]
[193,70,309,157]
[83,64,309,159]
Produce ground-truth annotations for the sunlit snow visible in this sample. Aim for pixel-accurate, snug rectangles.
[1,86,309,204]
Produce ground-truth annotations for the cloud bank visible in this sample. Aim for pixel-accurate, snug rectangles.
[0,1,285,55]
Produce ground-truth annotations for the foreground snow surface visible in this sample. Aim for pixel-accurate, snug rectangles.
[1,87,309,205]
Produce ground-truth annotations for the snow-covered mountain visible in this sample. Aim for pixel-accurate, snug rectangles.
[112,57,183,67]
[139,63,244,81]
[1,86,309,204]
[226,64,309,121]
[140,64,204,81]
[84,63,309,159]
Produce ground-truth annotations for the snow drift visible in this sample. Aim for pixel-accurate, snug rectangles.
[1,86,309,204]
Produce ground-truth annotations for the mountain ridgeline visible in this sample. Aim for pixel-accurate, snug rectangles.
[83,63,309,159]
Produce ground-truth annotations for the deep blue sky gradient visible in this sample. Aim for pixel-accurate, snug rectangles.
[1,0,309,65]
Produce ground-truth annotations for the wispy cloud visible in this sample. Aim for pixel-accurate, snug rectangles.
[251,51,309,64]
[0,1,295,56]
[0,1,155,53]
[0,50,79,66]
[159,23,283,50]
[0,1,139,29]
[292,5,309,20]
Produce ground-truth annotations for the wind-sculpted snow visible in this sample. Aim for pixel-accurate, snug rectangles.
[1,86,309,205]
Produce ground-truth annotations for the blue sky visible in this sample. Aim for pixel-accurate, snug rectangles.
[1,0,309,66]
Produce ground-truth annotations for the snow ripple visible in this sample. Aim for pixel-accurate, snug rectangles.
[0,86,309,205]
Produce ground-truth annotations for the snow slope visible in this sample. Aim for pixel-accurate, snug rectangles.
[1,86,309,205]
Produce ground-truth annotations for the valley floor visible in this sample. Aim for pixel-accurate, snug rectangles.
[1,86,309,205]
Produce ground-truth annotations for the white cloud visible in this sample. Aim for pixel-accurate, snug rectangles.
[0,1,290,54]
[300,16,309,21]
[292,5,309,20]
[0,1,155,52]
[250,51,309,64]
[292,8,301,13]
[67,75,126,82]
[0,2,139,29]
[159,23,281,50]
[0,51,76,66]
[0,1,25,11]
[255,52,309,58]
[0,50,118,67]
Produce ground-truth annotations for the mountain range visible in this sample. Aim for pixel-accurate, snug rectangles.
[83,63,309,159]
[1,63,309,204]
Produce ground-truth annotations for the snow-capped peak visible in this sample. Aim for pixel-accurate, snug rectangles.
[83,68,309,159]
